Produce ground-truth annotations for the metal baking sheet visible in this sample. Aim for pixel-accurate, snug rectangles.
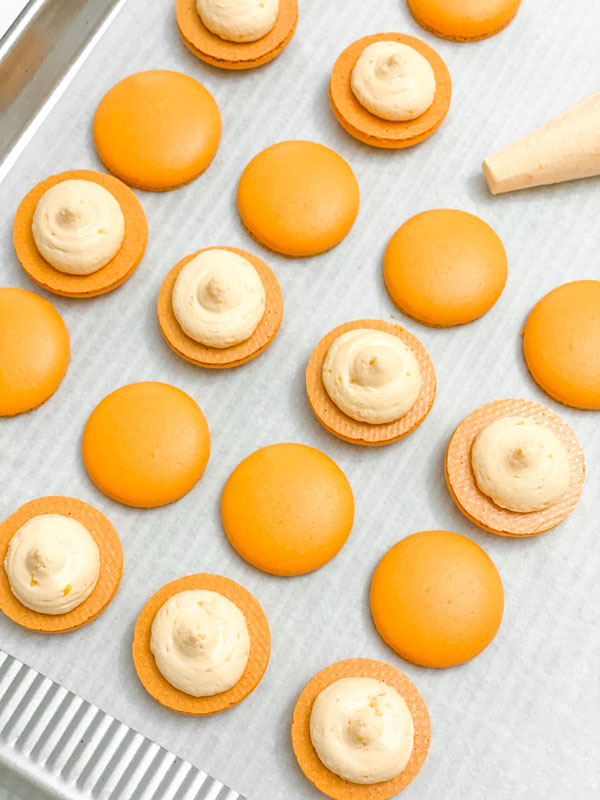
[0,0,599,798]
[0,648,243,799]
[0,0,127,183]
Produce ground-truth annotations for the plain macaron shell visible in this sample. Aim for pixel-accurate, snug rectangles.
[94,70,221,191]
[384,209,507,327]
[237,140,360,257]
[221,443,354,575]
[523,280,600,410]
[371,530,504,667]
[82,381,210,508]
[407,0,522,41]
[0,288,70,416]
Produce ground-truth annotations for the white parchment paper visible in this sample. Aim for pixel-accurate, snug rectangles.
[1,1,599,797]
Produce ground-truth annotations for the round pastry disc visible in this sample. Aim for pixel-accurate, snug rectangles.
[0,496,123,633]
[329,33,451,149]
[82,381,210,508]
[306,319,436,446]
[446,398,585,536]
[370,530,504,667]
[176,0,298,70]
[157,246,283,368]
[13,170,147,298]
[0,288,70,416]
[132,573,270,714]
[406,0,522,42]
[291,658,430,799]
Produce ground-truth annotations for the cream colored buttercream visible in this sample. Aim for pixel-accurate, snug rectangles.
[310,677,414,784]
[351,41,436,122]
[171,249,265,348]
[4,514,100,614]
[150,590,250,696]
[471,416,571,512]
[32,179,125,275]
[322,329,421,424]
[196,0,279,42]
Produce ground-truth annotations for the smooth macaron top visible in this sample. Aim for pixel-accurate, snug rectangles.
[221,442,354,575]
[237,141,360,257]
[523,279,600,410]
[0,287,70,416]
[370,530,504,667]
[93,70,221,191]
[384,209,507,327]
[407,0,521,41]
[82,381,210,507]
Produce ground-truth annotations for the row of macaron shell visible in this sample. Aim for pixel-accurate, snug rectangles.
[8,181,600,421]
[0,363,585,611]
[0,292,587,528]
[179,0,523,74]
[0,496,500,800]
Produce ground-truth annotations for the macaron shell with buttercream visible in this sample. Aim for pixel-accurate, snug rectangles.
[157,246,283,368]
[132,573,270,714]
[291,658,430,800]
[13,170,147,298]
[176,0,298,70]
[0,496,123,633]
[306,319,436,446]
[329,33,452,149]
[445,399,585,536]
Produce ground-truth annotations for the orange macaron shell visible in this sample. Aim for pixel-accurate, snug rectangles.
[132,573,270,714]
[523,280,600,410]
[176,0,298,70]
[82,381,210,508]
[237,141,360,257]
[157,247,284,368]
[445,398,585,536]
[407,0,522,42]
[384,209,507,327]
[0,288,70,416]
[291,658,431,800]
[13,170,148,298]
[0,496,123,633]
[306,319,436,446]
[94,70,221,191]
[371,531,504,668]
[221,443,354,576]
[330,33,452,149]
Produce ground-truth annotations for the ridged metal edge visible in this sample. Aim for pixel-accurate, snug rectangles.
[0,649,244,800]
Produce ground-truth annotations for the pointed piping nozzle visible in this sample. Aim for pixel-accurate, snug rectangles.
[482,91,600,194]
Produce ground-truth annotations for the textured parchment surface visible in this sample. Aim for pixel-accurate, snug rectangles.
[0,1,599,797]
